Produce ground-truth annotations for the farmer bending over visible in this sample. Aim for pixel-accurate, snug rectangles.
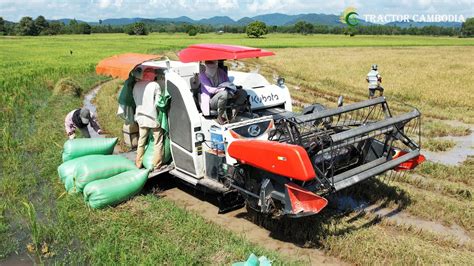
[199,60,247,124]
[132,66,164,169]
[64,108,102,139]
[366,64,384,99]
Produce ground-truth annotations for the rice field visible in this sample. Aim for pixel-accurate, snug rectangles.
[1,33,473,264]
[257,46,474,123]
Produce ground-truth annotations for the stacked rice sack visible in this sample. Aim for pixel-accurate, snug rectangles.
[57,138,149,209]
[142,133,172,169]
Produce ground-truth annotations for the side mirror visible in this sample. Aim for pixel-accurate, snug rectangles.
[338,96,344,107]
[277,77,285,87]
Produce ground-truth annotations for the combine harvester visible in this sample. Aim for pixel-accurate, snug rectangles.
[96,44,424,217]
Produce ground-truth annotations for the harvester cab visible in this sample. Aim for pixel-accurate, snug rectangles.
[96,44,425,218]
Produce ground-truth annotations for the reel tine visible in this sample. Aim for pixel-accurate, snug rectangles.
[388,171,393,184]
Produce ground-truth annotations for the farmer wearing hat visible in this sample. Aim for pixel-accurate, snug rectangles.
[64,108,103,139]
[132,66,164,169]
[199,60,248,124]
[366,64,384,99]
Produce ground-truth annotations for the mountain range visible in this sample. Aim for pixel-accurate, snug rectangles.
[73,13,348,26]
[44,13,462,28]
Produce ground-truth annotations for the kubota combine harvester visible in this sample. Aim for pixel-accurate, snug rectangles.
[96,44,425,217]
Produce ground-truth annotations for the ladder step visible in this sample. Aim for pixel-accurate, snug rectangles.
[169,169,199,185]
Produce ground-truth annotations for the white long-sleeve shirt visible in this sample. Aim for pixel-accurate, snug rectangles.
[367,70,381,89]
[132,80,161,128]
[64,109,101,135]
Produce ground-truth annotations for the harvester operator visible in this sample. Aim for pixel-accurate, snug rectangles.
[199,60,247,124]
[64,108,103,139]
[132,66,164,169]
[366,64,384,98]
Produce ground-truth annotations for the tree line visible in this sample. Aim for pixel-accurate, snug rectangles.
[1,15,473,37]
[0,16,128,36]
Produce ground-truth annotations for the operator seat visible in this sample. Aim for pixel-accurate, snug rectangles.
[190,73,202,113]
[218,60,228,74]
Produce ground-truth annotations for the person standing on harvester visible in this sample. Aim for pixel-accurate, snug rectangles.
[366,64,384,98]
[132,66,164,169]
[64,108,103,139]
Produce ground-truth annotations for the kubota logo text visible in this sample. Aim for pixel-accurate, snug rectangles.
[340,7,359,26]
[251,93,279,104]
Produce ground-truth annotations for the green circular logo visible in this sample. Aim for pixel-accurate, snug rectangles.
[346,11,359,26]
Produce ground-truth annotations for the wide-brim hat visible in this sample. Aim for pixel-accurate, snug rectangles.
[80,108,90,124]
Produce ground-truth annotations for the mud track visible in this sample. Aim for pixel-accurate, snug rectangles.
[145,176,347,265]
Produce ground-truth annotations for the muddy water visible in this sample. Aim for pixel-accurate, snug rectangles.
[0,253,35,266]
[423,121,474,166]
[335,195,472,244]
[365,204,472,243]
[82,85,103,139]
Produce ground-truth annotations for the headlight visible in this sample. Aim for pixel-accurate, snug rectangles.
[277,77,285,87]
[195,133,205,143]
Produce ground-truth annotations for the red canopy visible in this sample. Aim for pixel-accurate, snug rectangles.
[178,44,275,63]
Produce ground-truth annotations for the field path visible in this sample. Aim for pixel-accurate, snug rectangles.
[159,185,347,265]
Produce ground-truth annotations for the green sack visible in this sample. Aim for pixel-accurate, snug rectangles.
[155,86,171,133]
[62,138,118,162]
[57,155,106,193]
[142,132,172,170]
[163,135,171,165]
[83,169,149,209]
[118,75,136,108]
[117,75,136,124]
[73,155,137,193]
[232,253,272,266]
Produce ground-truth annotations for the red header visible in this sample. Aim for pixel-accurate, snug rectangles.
[178,44,275,63]
[228,140,316,182]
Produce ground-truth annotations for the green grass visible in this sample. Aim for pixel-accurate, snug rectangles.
[1,33,474,264]
[325,219,474,265]
[423,138,457,152]
[51,195,285,264]
[394,173,472,201]
[423,120,471,138]
[393,180,473,232]
[0,203,13,259]
[93,80,130,151]
[416,157,474,186]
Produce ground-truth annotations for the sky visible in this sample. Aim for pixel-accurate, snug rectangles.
[0,0,473,22]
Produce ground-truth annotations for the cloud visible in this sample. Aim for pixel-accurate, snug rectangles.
[95,0,123,9]
[0,0,472,22]
[247,0,289,13]
[217,0,239,10]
